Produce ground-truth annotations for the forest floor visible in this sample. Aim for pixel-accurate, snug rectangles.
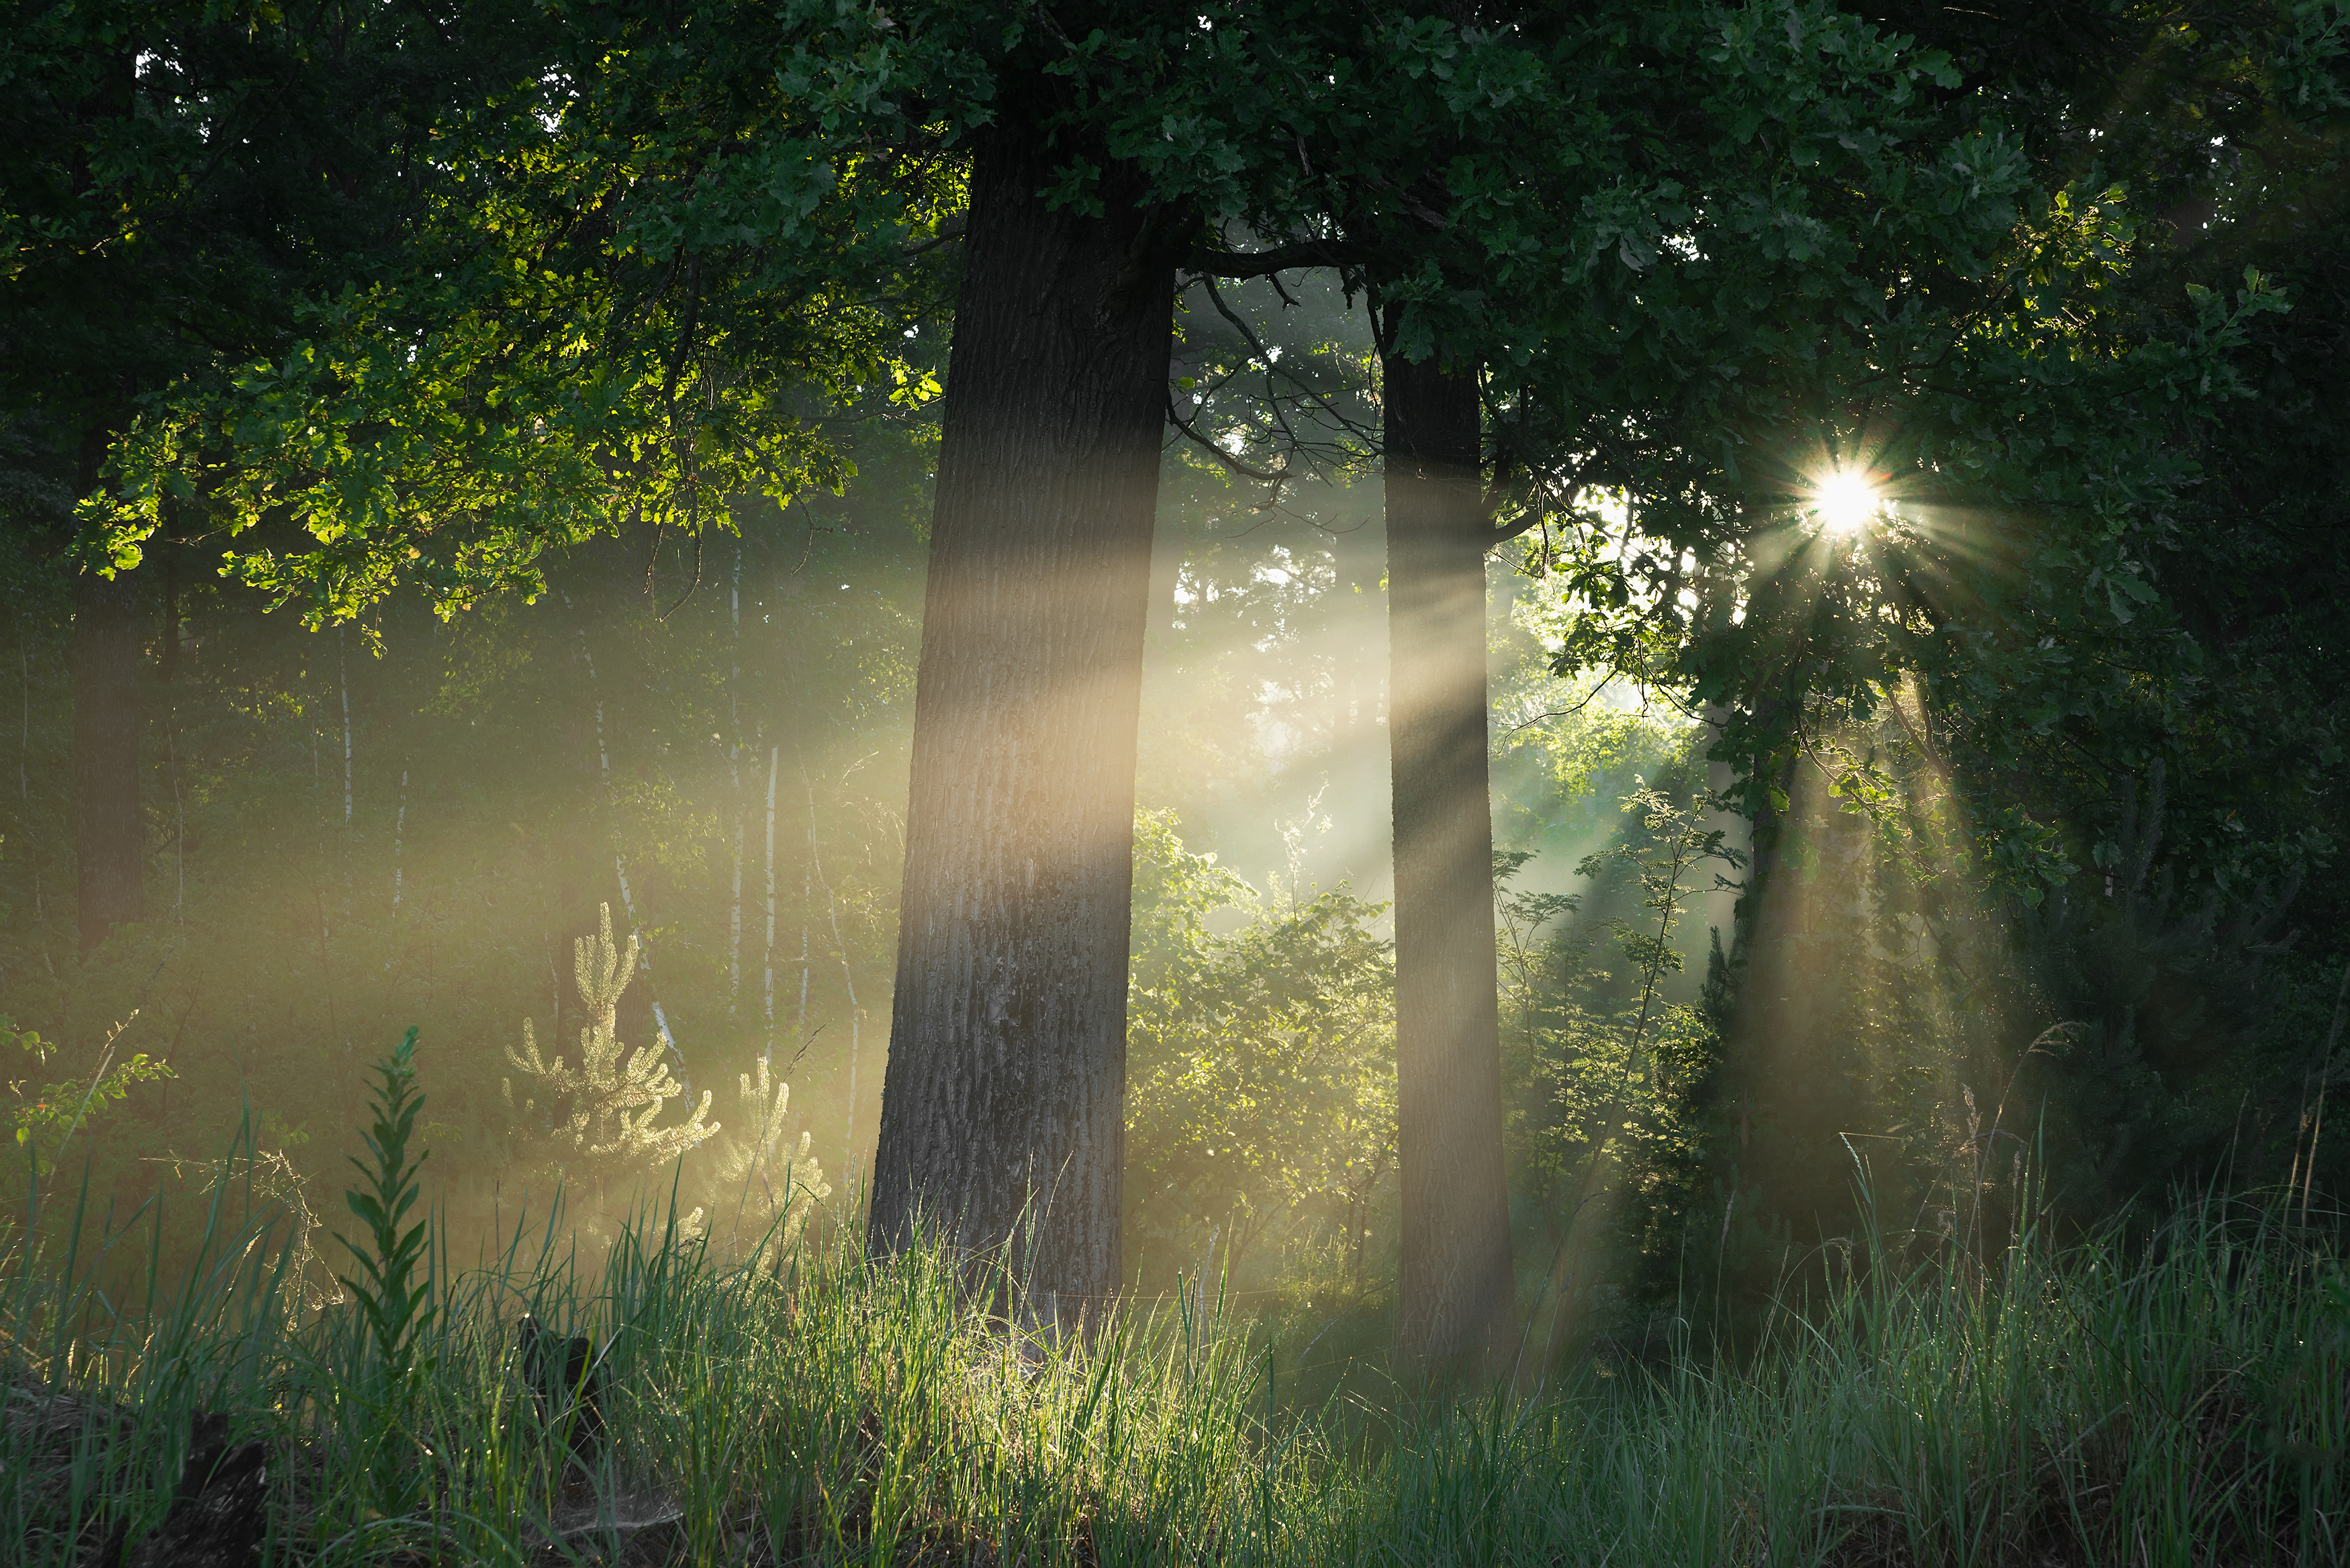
[3,1159,2343,1567]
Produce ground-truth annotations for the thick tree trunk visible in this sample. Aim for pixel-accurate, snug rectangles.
[1383,351,1515,1372]
[73,565,142,953]
[867,121,1175,1319]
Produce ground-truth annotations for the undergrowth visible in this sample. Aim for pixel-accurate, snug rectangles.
[1,1036,2343,1566]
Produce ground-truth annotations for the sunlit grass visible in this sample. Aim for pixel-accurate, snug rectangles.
[1,1148,2343,1565]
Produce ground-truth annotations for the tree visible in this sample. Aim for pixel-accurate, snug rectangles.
[1538,1,2349,1240]
[702,1056,832,1261]
[2,1,566,950]
[1172,0,2034,1367]
[865,109,1180,1316]
[1377,353,1518,1364]
[856,0,2022,1332]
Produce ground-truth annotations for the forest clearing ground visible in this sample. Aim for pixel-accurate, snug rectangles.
[3,1143,2343,1566]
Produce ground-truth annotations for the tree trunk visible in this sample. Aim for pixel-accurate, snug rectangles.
[72,566,142,954]
[1702,702,1745,945]
[1730,742,1854,1246]
[867,120,1176,1320]
[1383,350,1515,1372]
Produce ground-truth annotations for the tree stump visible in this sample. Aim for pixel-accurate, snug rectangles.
[108,1410,269,1568]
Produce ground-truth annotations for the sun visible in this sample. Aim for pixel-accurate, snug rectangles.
[1812,469,1881,535]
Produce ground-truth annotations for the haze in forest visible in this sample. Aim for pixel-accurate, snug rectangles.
[0,271,1699,1308]
[4,0,2346,1449]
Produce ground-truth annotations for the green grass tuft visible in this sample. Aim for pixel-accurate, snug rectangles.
[1,1062,2343,1563]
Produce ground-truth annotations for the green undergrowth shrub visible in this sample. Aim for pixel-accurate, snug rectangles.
[0,1034,2344,1565]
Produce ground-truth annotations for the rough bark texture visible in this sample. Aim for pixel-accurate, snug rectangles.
[73,563,142,954]
[867,122,1175,1318]
[1384,352,1516,1372]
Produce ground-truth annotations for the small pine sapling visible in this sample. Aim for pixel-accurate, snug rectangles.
[707,1055,830,1257]
[504,903,717,1190]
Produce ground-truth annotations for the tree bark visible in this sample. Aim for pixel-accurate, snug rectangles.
[867,120,1176,1319]
[1383,350,1515,1372]
[73,563,142,954]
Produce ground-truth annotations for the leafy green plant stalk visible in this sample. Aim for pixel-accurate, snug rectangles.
[339,1026,434,1390]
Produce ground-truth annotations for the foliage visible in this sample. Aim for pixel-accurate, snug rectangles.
[1572,789,1741,1042]
[1512,3,2350,930]
[1504,785,1738,1353]
[1654,691,2344,1281]
[1125,811,1396,1289]
[335,1027,434,1398]
[2019,761,2305,1222]
[1,0,552,504]
[31,0,2054,635]
[2,1011,169,1178]
[502,904,716,1191]
[6,1,953,622]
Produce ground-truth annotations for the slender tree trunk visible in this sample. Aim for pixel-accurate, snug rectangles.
[1703,702,1744,945]
[337,627,353,828]
[1383,350,1515,1373]
[159,550,179,685]
[18,631,46,924]
[729,541,745,1018]
[808,770,863,1183]
[867,119,1176,1317]
[72,562,142,954]
[392,763,408,912]
[763,743,780,1065]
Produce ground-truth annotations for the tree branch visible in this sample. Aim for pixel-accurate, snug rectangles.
[1184,238,1368,278]
[1166,389,1288,485]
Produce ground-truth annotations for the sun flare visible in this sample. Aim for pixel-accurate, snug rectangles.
[1813,469,1880,535]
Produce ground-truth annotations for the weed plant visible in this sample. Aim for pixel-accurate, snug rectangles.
[1,1038,2344,1565]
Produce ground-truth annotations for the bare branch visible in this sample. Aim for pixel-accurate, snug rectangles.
[1184,238,1368,278]
[1166,388,1289,485]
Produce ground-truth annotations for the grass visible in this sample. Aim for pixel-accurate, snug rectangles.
[1,1061,2345,1565]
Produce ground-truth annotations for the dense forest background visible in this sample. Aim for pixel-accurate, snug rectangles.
[0,271,1714,1310]
[7,0,2350,1369]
